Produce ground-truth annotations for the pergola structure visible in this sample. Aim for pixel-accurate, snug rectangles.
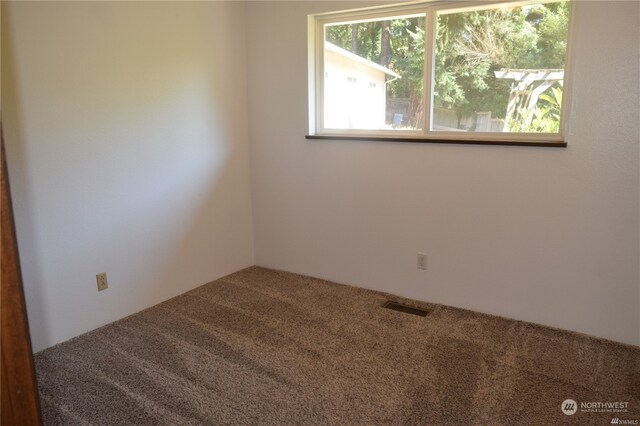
[494,68,564,130]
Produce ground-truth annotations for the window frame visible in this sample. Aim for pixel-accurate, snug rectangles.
[307,0,575,147]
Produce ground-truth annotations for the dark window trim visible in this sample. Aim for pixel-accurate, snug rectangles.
[306,134,567,148]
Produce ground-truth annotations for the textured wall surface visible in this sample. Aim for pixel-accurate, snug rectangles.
[246,1,640,345]
[2,1,638,350]
[2,1,254,351]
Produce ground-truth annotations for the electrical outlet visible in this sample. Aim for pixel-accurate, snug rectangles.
[417,253,427,270]
[96,272,108,291]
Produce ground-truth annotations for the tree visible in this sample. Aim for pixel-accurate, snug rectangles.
[380,20,391,67]
[434,2,569,129]
[324,2,569,131]
[351,24,359,55]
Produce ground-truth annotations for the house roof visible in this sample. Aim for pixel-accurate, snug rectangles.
[325,42,401,79]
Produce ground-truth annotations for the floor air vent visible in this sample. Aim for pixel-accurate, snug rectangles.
[382,301,429,317]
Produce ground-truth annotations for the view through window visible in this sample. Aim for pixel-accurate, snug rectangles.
[314,1,571,142]
[433,2,569,133]
[324,15,425,131]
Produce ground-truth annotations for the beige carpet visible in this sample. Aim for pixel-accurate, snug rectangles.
[35,266,639,425]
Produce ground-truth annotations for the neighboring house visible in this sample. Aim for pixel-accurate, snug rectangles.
[324,42,400,130]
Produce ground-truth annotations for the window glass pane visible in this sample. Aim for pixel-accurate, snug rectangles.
[324,15,425,131]
[433,2,569,133]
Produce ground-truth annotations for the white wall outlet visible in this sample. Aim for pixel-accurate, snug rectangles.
[96,272,108,291]
[417,253,427,270]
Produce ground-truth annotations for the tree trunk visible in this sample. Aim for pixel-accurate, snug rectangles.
[351,24,358,54]
[380,20,391,67]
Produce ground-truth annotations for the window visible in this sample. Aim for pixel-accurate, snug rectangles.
[308,0,573,146]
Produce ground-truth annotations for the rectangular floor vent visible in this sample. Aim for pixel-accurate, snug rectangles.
[382,301,429,317]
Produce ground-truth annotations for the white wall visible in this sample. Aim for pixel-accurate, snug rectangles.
[247,1,640,345]
[3,1,638,351]
[2,1,254,352]
[324,45,387,129]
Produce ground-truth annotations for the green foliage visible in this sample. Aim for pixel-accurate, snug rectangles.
[326,22,382,63]
[324,1,569,131]
[388,24,425,126]
[435,1,569,126]
[534,2,570,67]
[509,86,562,133]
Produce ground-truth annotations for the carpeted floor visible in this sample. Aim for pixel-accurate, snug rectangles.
[35,266,639,425]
